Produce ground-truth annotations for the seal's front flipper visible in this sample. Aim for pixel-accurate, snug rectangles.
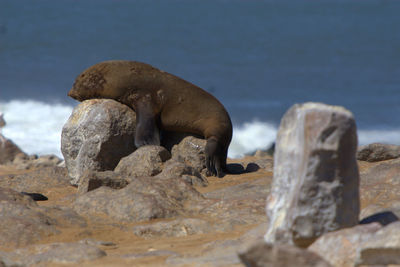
[205,137,226,178]
[134,101,160,147]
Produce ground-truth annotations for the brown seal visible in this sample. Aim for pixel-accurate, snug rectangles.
[68,60,232,177]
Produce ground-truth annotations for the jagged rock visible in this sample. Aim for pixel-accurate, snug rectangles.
[357,143,400,162]
[77,170,129,194]
[171,136,207,173]
[61,99,137,186]
[158,160,208,187]
[239,242,332,267]
[133,218,215,239]
[0,134,27,165]
[115,145,171,178]
[308,223,382,267]
[0,242,106,266]
[74,176,205,223]
[265,103,360,247]
[355,221,400,266]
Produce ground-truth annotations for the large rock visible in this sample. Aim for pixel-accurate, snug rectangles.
[61,99,137,185]
[239,242,332,267]
[0,134,27,165]
[357,143,400,162]
[355,221,400,266]
[265,103,360,247]
[308,223,382,267]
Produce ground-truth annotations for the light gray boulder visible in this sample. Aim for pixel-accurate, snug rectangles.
[265,102,360,247]
[308,223,382,267]
[61,99,137,186]
[355,221,400,266]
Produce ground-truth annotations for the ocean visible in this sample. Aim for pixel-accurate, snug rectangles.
[1,0,400,159]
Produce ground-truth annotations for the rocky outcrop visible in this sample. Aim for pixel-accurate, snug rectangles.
[357,143,400,162]
[0,134,27,165]
[61,99,137,186]
[74,175,205,223]
[265,103,360,247]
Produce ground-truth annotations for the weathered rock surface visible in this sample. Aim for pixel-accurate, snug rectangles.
[171,136,207,173]
[74,175,205,223]
[158,160,208,187]
[0,242,106,266]
[61,99,137,185]
[239,242,332,267]
[0,134,27,165]
[115,145,171,178]
[355,221,400,266]
[308,223,382,267]
[265,103,360,247]
[359,157,400,219]
[357,143,400,162]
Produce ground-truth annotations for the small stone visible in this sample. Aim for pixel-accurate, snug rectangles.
[115,145,171,178]
[171,136,207,173]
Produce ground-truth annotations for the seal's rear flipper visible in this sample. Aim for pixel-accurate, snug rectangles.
[205,137,227,178]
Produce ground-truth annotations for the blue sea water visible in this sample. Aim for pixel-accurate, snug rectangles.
[0,0,400,158]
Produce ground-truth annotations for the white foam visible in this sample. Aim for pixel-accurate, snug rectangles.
[228,120,277,158]
[358,129,400,146]
[0,100,73,158]
[1,100,399,160]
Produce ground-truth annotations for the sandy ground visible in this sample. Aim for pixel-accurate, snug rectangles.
[0,157,272,267]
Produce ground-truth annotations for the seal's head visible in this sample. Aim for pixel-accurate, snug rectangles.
[68,61,134,101]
